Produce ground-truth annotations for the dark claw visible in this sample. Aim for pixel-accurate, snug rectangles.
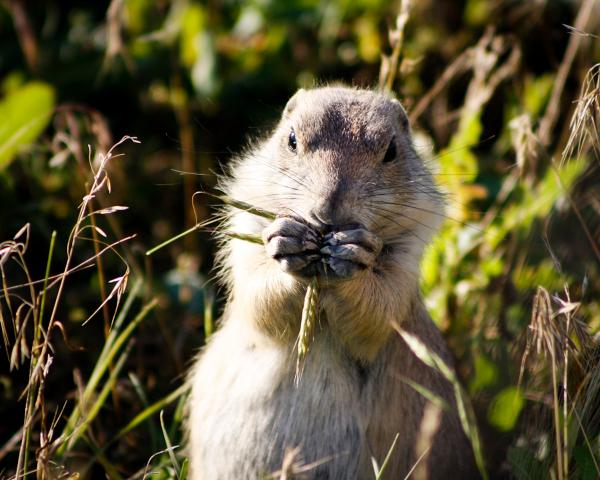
[323,228,383,255]
[263,215,321,275]
[324,257,362,278]
[263,216,319,245]
[320,244,376,268]
[265,236,319,258]
[278,253,321,274]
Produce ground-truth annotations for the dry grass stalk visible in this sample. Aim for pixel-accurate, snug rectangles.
[562,62,600,163]
[269,446,334,480]
[102,0,134,74]
[537,0,598,148]
[519,285,592,480]
[553,61,600,264]
[509,114,540,181]
[378,0,411,93]
[295,277,320,386]
[0,136,139,479]
[409,28,520,124]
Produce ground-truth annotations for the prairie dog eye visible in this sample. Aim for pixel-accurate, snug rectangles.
[382,137,397,163]
[288,128,297,152]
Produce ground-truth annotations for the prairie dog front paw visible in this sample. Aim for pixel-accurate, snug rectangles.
[321,227,383,279]
[262,216,321,276]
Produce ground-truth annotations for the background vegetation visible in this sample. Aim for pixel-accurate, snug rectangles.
[1,0,599,478]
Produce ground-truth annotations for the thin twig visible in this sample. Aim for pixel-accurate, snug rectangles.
[379,0,411,92]
[538,0,597,147]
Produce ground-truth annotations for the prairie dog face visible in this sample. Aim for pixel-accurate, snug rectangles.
[225,87,443,283]
[266,87,442,256]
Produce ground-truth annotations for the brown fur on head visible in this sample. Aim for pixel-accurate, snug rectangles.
[280,86,440,236]
[224,86,443,281]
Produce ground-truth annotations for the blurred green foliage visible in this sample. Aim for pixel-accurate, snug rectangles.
[1,0,599,478]
[0,80,55,169]
[487,386,525,432]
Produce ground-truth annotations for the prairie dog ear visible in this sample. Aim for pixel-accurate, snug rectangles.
[390,98,410,131]
[283,88,306,116]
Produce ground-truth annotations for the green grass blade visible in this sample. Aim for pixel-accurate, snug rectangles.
[64,342,132,451]
[393,324,488,480]
[223,231,263,244]
[146,220,213,256]
[98,276,143,359]
[179,457,189,480]
[160,410,181,478]
[128,372,161,451]
[398,375,452,413]
[216,194,276,220]
[92,296,157,395]
[21,230,57,479]
[37,230,57,339]
[116,383,190,439]
[56,295,156,456]
[374,433,399,480]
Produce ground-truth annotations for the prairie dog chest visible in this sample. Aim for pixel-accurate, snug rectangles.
[188,327,373,479]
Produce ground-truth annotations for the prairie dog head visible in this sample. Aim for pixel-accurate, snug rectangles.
[256,87,442,270]
[225,86,444,289]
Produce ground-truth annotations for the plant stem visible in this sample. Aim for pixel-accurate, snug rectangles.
[217,195,276,220]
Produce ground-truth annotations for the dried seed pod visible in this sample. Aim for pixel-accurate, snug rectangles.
[295,277,320,385]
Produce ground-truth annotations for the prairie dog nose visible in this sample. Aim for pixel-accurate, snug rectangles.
[309,203,354,231]
[309,208,334,229]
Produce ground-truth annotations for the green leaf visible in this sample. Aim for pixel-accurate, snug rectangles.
[464,0,490,26]
[481,255,503,278]
[0,82,55,170]
[355,16,381,63]
[420,237,442,288]
[179,458,189,480]
[524,74,554,119]
[486,159,586,248]
[178,3,218,96]
[180,4,205,68]
[487,386,525,431]
[440,111,482,184]
[469,354,499,394]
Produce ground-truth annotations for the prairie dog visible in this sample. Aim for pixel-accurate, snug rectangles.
[186,86,476,479]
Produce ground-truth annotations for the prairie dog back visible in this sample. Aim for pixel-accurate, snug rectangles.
[186,86,476,479]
